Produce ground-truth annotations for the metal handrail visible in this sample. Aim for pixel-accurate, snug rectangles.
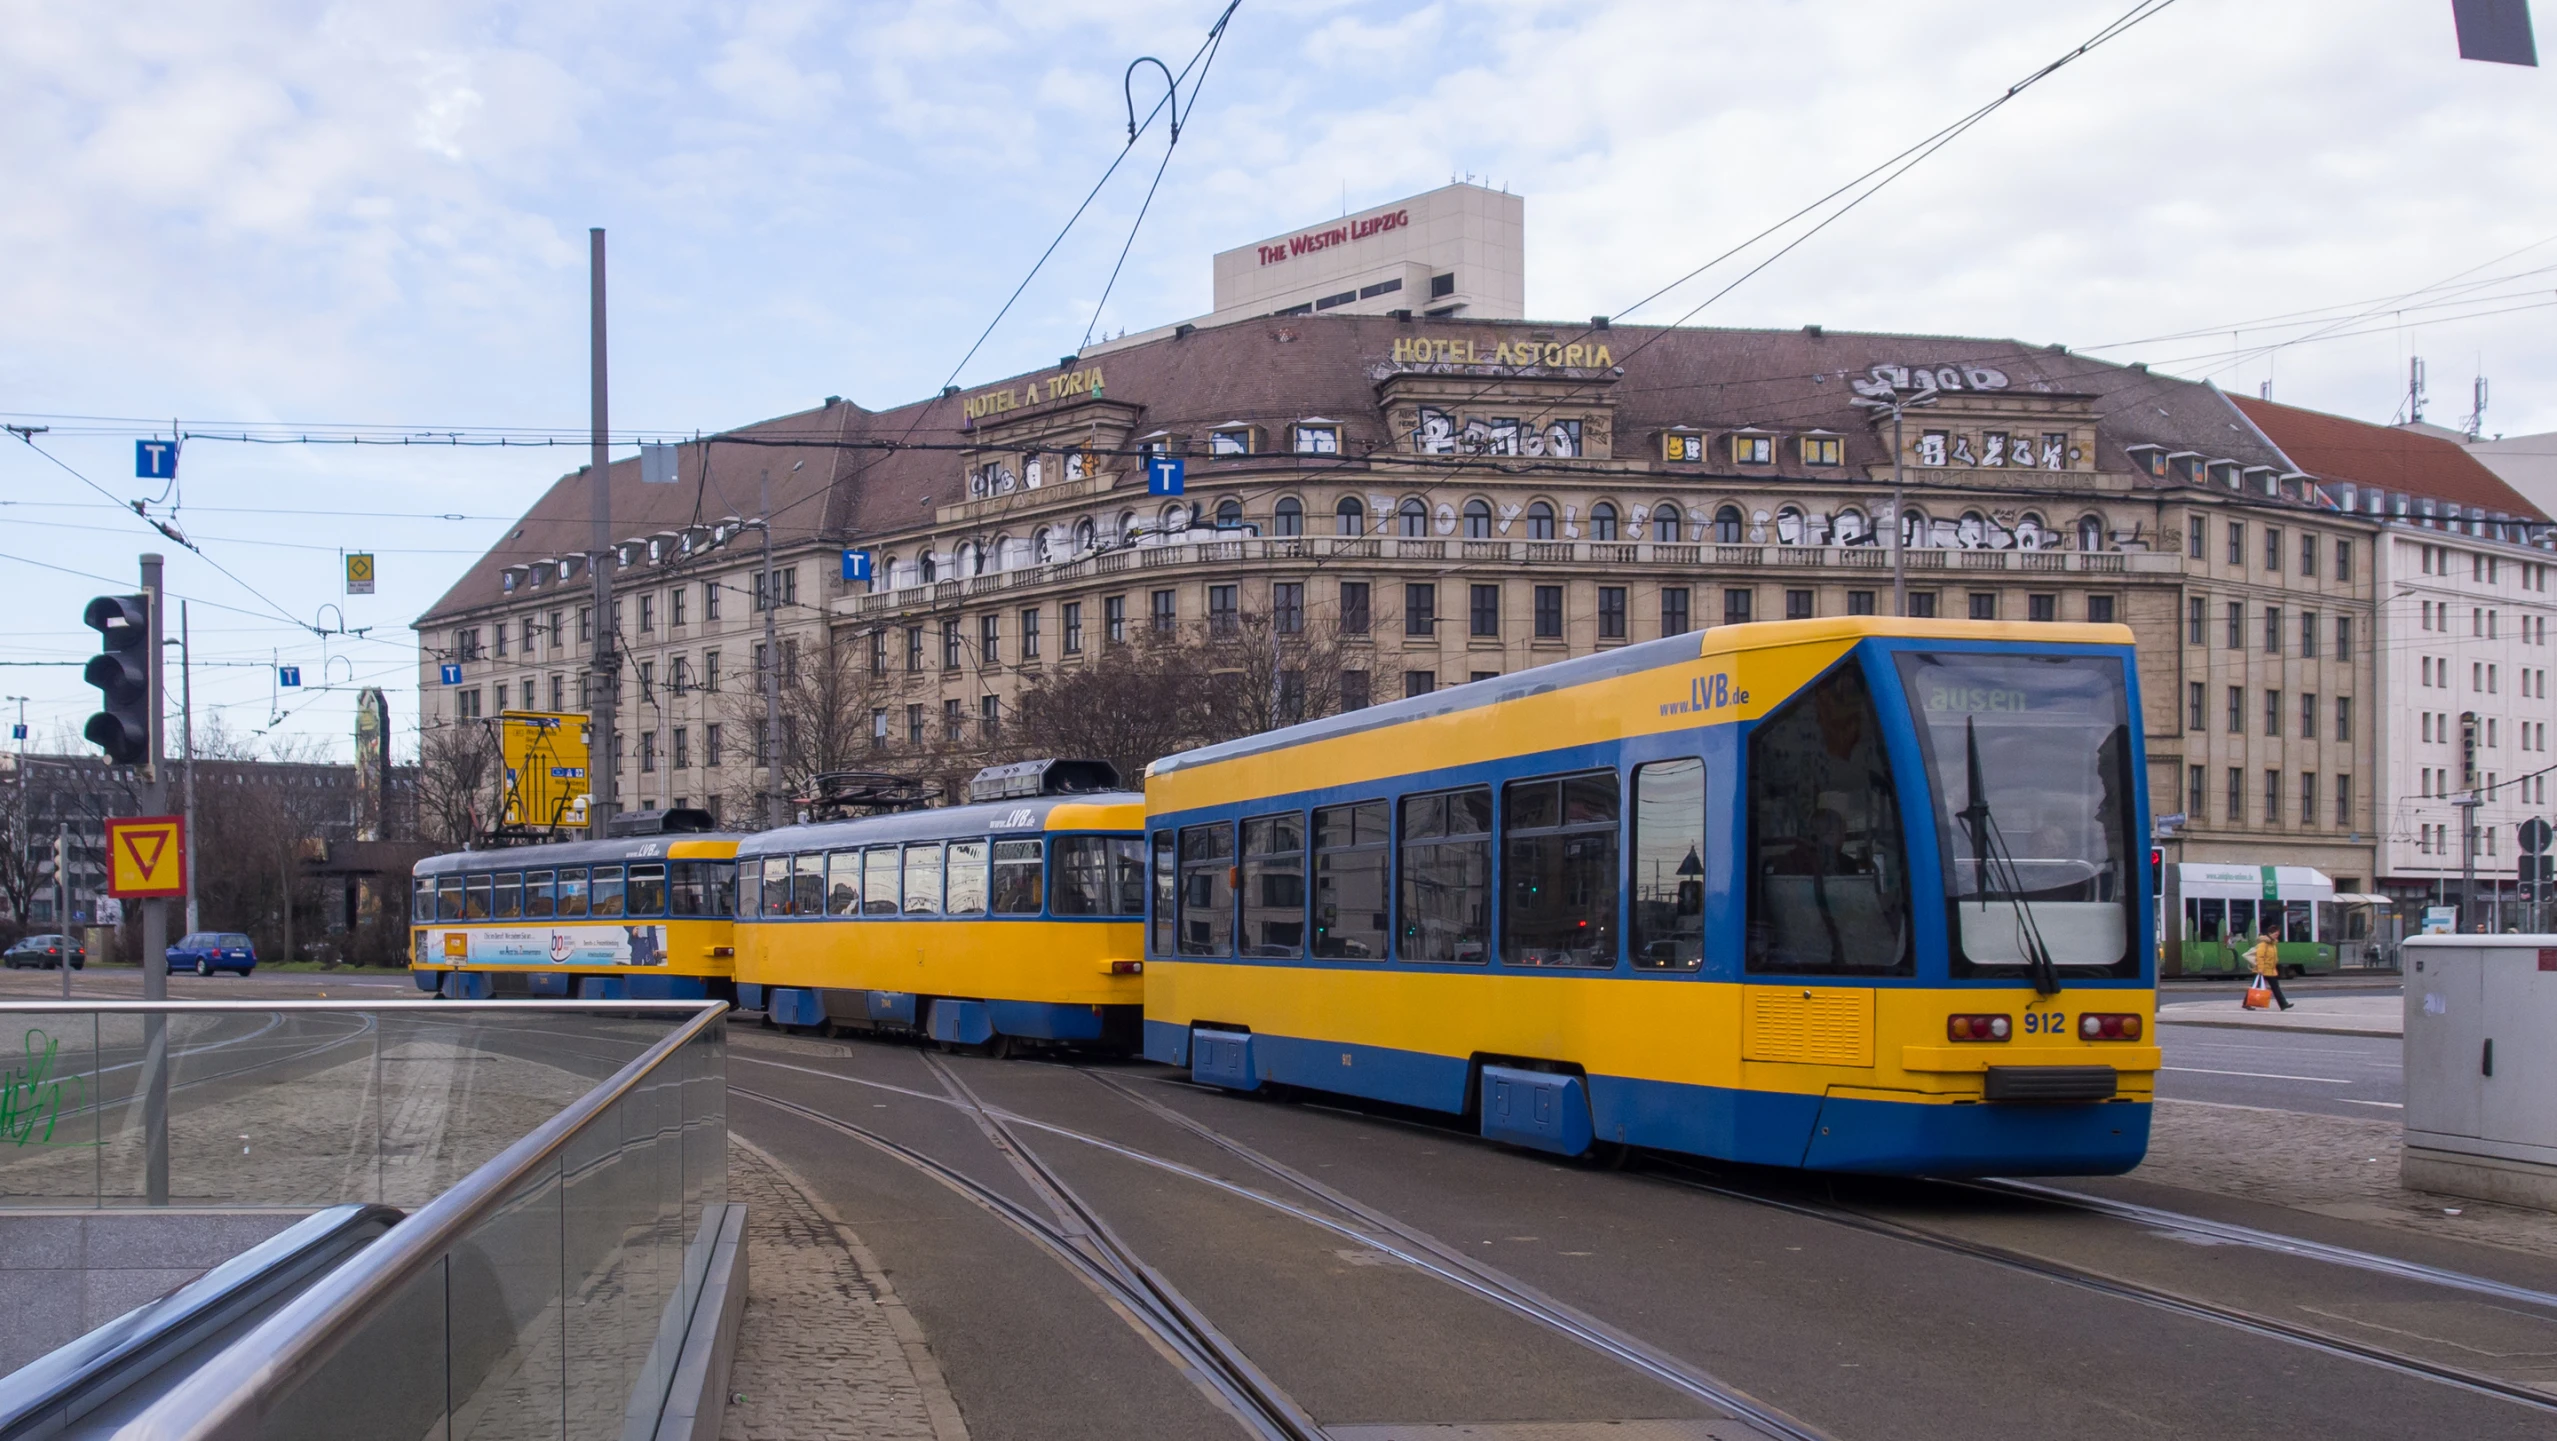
[112,998,729,1441]
[0,1000,717,1014]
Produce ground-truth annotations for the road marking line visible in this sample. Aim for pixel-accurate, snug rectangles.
[2163,1066,2351,1084]
[2341,1099,2406,1109]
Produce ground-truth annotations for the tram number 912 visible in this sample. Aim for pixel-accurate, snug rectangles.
[2020,1010,2070,1036]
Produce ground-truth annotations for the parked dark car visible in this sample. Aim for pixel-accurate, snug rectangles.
[3,934,85,969]
[167,932,257,976]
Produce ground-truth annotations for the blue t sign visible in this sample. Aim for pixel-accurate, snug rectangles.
[277,665,302,688]
[1147,456,1185,496]
[135,440,178,480]
[841,549,872,582]
[440,664,463,685]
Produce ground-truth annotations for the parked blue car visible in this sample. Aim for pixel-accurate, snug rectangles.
[167,932,257,976]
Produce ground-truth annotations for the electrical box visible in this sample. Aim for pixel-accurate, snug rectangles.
[2403,936,2557,1210]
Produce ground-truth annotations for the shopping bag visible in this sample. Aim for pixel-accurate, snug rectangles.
[2242,976,2273,1010]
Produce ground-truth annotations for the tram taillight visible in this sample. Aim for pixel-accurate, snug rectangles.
[2079,1013,2142,1041]
[1947,1014,2011,1042]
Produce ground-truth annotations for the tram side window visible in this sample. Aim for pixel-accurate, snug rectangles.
[627,864,667,917]
[793,854,825,918]
[1312,801,1389,960]
[1178,823,1236,956]
[1501,771,1619,968]
[1745,662,1912,975]
[904,843,944,915]
[704,862,737,917]
[492,873,523,920]
[412,877,433,922]
[826,851,862,916]
[557,867,590,918]
[524,870,555,919]
[737,862,760,918]
[760,857,792,916]
[433,877,459,922]
[946,841,990,916]
[1399,787,1492,963]
[1631,759,1707,970]
[458,875,487,920]
[863,847,900,915]
[993,840,1045,915]
[1241,813,1307,957]
[671,862,715,917]
[1150,832,1176,953]
[591,864,626,918]
[1051,838,1110,915]
[1110,837,1146,915]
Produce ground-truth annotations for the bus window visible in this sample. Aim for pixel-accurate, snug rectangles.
[1150,832,1175,953]
[1051,838,1108,915]
[591,865,626,918]
[1241,814,1307,957]
[464,875,492,920]
[493,873,523,920]
[1178,824,1235,955]
[826,851,862,916]
[1632,759,1706,970]
[627,864,667,917]
[863,847,900,915]
[1746,661,1912,975]
[1399,787,1491,963]
[1502,771,1618,968]
[793,854,825,918]
[946,841,989,915]
[413,877,435,923]
[557,868,589,918]
[993,840,1044,914]
[904,843,944,915]
[1312,801,1389,960]
[1111,837,1146,916]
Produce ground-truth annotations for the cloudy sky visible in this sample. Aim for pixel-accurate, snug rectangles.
[1,0,2549,760]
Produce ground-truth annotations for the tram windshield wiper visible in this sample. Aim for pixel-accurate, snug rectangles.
[1956,717,2062,997]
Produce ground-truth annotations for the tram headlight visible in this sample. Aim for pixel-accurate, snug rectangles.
[1948,1014,2011,1042]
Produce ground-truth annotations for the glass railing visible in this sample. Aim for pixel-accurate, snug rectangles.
[0,1001,727,1441]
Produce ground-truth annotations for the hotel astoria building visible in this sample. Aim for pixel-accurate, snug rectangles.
[418,302,2557,965]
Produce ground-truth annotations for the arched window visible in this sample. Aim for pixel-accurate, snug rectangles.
[1073,518,1096,553]
[988,535,1013,571]
[1714,505,1744,543]
[1274,497,1303,537]
[1957,510,1988,549]
[1901,509,1929,548]
[1832,509,1867,547]
[919,551,938,582]
[2077,514,2105,552]
[1216,498,1243,529]
[953,541,978,576]
[2013,513,2046,551]
[1335,496,1365,536]
[1590,501,1618,541]
[1032,527,1054,564]
[1162,503,1189,534]
[1653,503,1683,543]
[1775,505,1806,545]
[1399,498,1428,537]
[1118,511,1139,547]
[875,554,896,592]
[1464,498,1493,538]
[1526,500,1556,540]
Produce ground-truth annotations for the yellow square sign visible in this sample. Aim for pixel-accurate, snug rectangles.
[345,552,376,596]
[106,816,187,898]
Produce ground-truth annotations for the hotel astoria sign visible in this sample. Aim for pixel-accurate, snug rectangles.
[1390,335,1617,369]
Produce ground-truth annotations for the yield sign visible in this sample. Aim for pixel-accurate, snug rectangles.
[106,815,187,898]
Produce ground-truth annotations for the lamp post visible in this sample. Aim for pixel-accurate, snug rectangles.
[1853,387,1938,617]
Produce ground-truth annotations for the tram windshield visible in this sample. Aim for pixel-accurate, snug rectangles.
[1895,652,2137,980]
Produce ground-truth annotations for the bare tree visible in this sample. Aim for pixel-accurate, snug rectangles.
[0,768,41,933]
[1012,613,1355,784]
[414,721,505,847]
[718,631,930,822]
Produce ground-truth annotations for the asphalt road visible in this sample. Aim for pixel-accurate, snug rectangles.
[2156,1025,2405,1118]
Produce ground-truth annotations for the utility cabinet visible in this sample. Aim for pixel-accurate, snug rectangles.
[2403,936,2557,1210]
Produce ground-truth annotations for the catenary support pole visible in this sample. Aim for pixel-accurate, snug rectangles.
[588,228,617,831]
[1891,409,1907,617]
[181,601,197,936]
[139,552,169,1205]
[761,468,783,829]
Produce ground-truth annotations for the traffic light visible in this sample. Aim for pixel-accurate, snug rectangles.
[82,593,151,765]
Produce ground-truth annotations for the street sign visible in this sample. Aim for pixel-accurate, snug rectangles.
[277,665,302,688]
[2522,817,2553,854]
[95,896,124,926]
[8,723,22,741]
[105,815,187,898]
[344,553,376,596]
[2454,0,2538,66]
[499,710,592,830]
[135,440,178,480]
[441,663,464,685]
[841,550,873,582]
[1147,456,1185,496]
[640,443,679,484]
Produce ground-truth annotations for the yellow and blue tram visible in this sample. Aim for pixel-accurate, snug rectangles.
[1140,617,2159,1176]
[736,763,1147,1052]
[409,824,741,1000]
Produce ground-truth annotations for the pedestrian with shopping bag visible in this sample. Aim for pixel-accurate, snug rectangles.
[2246,931,2292,1011]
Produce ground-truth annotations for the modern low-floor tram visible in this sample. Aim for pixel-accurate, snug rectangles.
[409,828,743,1000]
[1140,617,2159,1176]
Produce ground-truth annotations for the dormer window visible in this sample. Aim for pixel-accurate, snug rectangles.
[1293,420,1341,455]
[1801,432,1843,466]
[1211,424,1255,457]
[1136,431,1172,458]
[1663,429,1703,463]
[1730,431,1772,465]
[2124,444,2167,479]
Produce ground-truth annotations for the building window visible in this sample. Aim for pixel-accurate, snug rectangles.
[2188,764,2206,821]
[976,614,1000,665]
[2027,594,2055,623]
[637,660,655,702]
[2336,615,2351,660]
[1731,433,1772,465]
[1405,583,1437,637]
[640,732,657,773]
[1847,590,1876,616]
[2336,539,2352,582]
[907,704,924,746]
[2227,520,2244,566]
[1598,586,1627,640]
[1151,589,1176,634]
[1469,584,1500,637]
[1340,670,1370,711]
[1340,581,1370,635]
[1335,497,1365,535]
[942,618,962,667]
[2227,686,2244,733]
[1104,596,1126,644]
[705,723,723,768]
[1907,592,1938,618]
[905,627,923,672]
[1212,426,1253,456]
[2300,531,2318,576]
[1785,589,1813,621]
[1274,498,1303,537]
[867,711,884,751]
[2264,526,2283,571]
[2188,515,2206,560]
[2227,767,2244,822]
[1802,434,1842,466]
[1664,432,1702,463]
[674,727,691,769]
[2336,696,2351,742]
[981,695,1000,741]
[2188,597,2205,644]
[1209,585,1239,635]
[2336,773,2352,828]
[1534,585,1563,638]
[1590,502,1619,541]
[2264,769,2282,826]
[1969,592,1997,621]
[1293,423,1340,455]
[1714,506,1744,544]
[2301,610,2317,657]
[1403,671,1435,699]
[2087,594,2116,623]
[2301,692,2317,740]
[869,629,886,676]
[638,595,654,633]
[703,581,720,620]
[2225,601,2243,649]
[1525,501,1555,540]
[1021,608,1041,660]
[1464,499,1492,539]
[1653,504,1683,543]
[2265,689,2281,737]
[2263,605,2282,655]
[1398,498,1428,537]
[944,698,964,743]
[671,588,686,629]
[1723,588,1751,626]
[458,688,483,720]
[2188,682,2206,732]
[1664,587,1692,635]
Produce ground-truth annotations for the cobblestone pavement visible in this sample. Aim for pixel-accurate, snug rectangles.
[2138,1097,2557,1260]
[722,1136,966,1441]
